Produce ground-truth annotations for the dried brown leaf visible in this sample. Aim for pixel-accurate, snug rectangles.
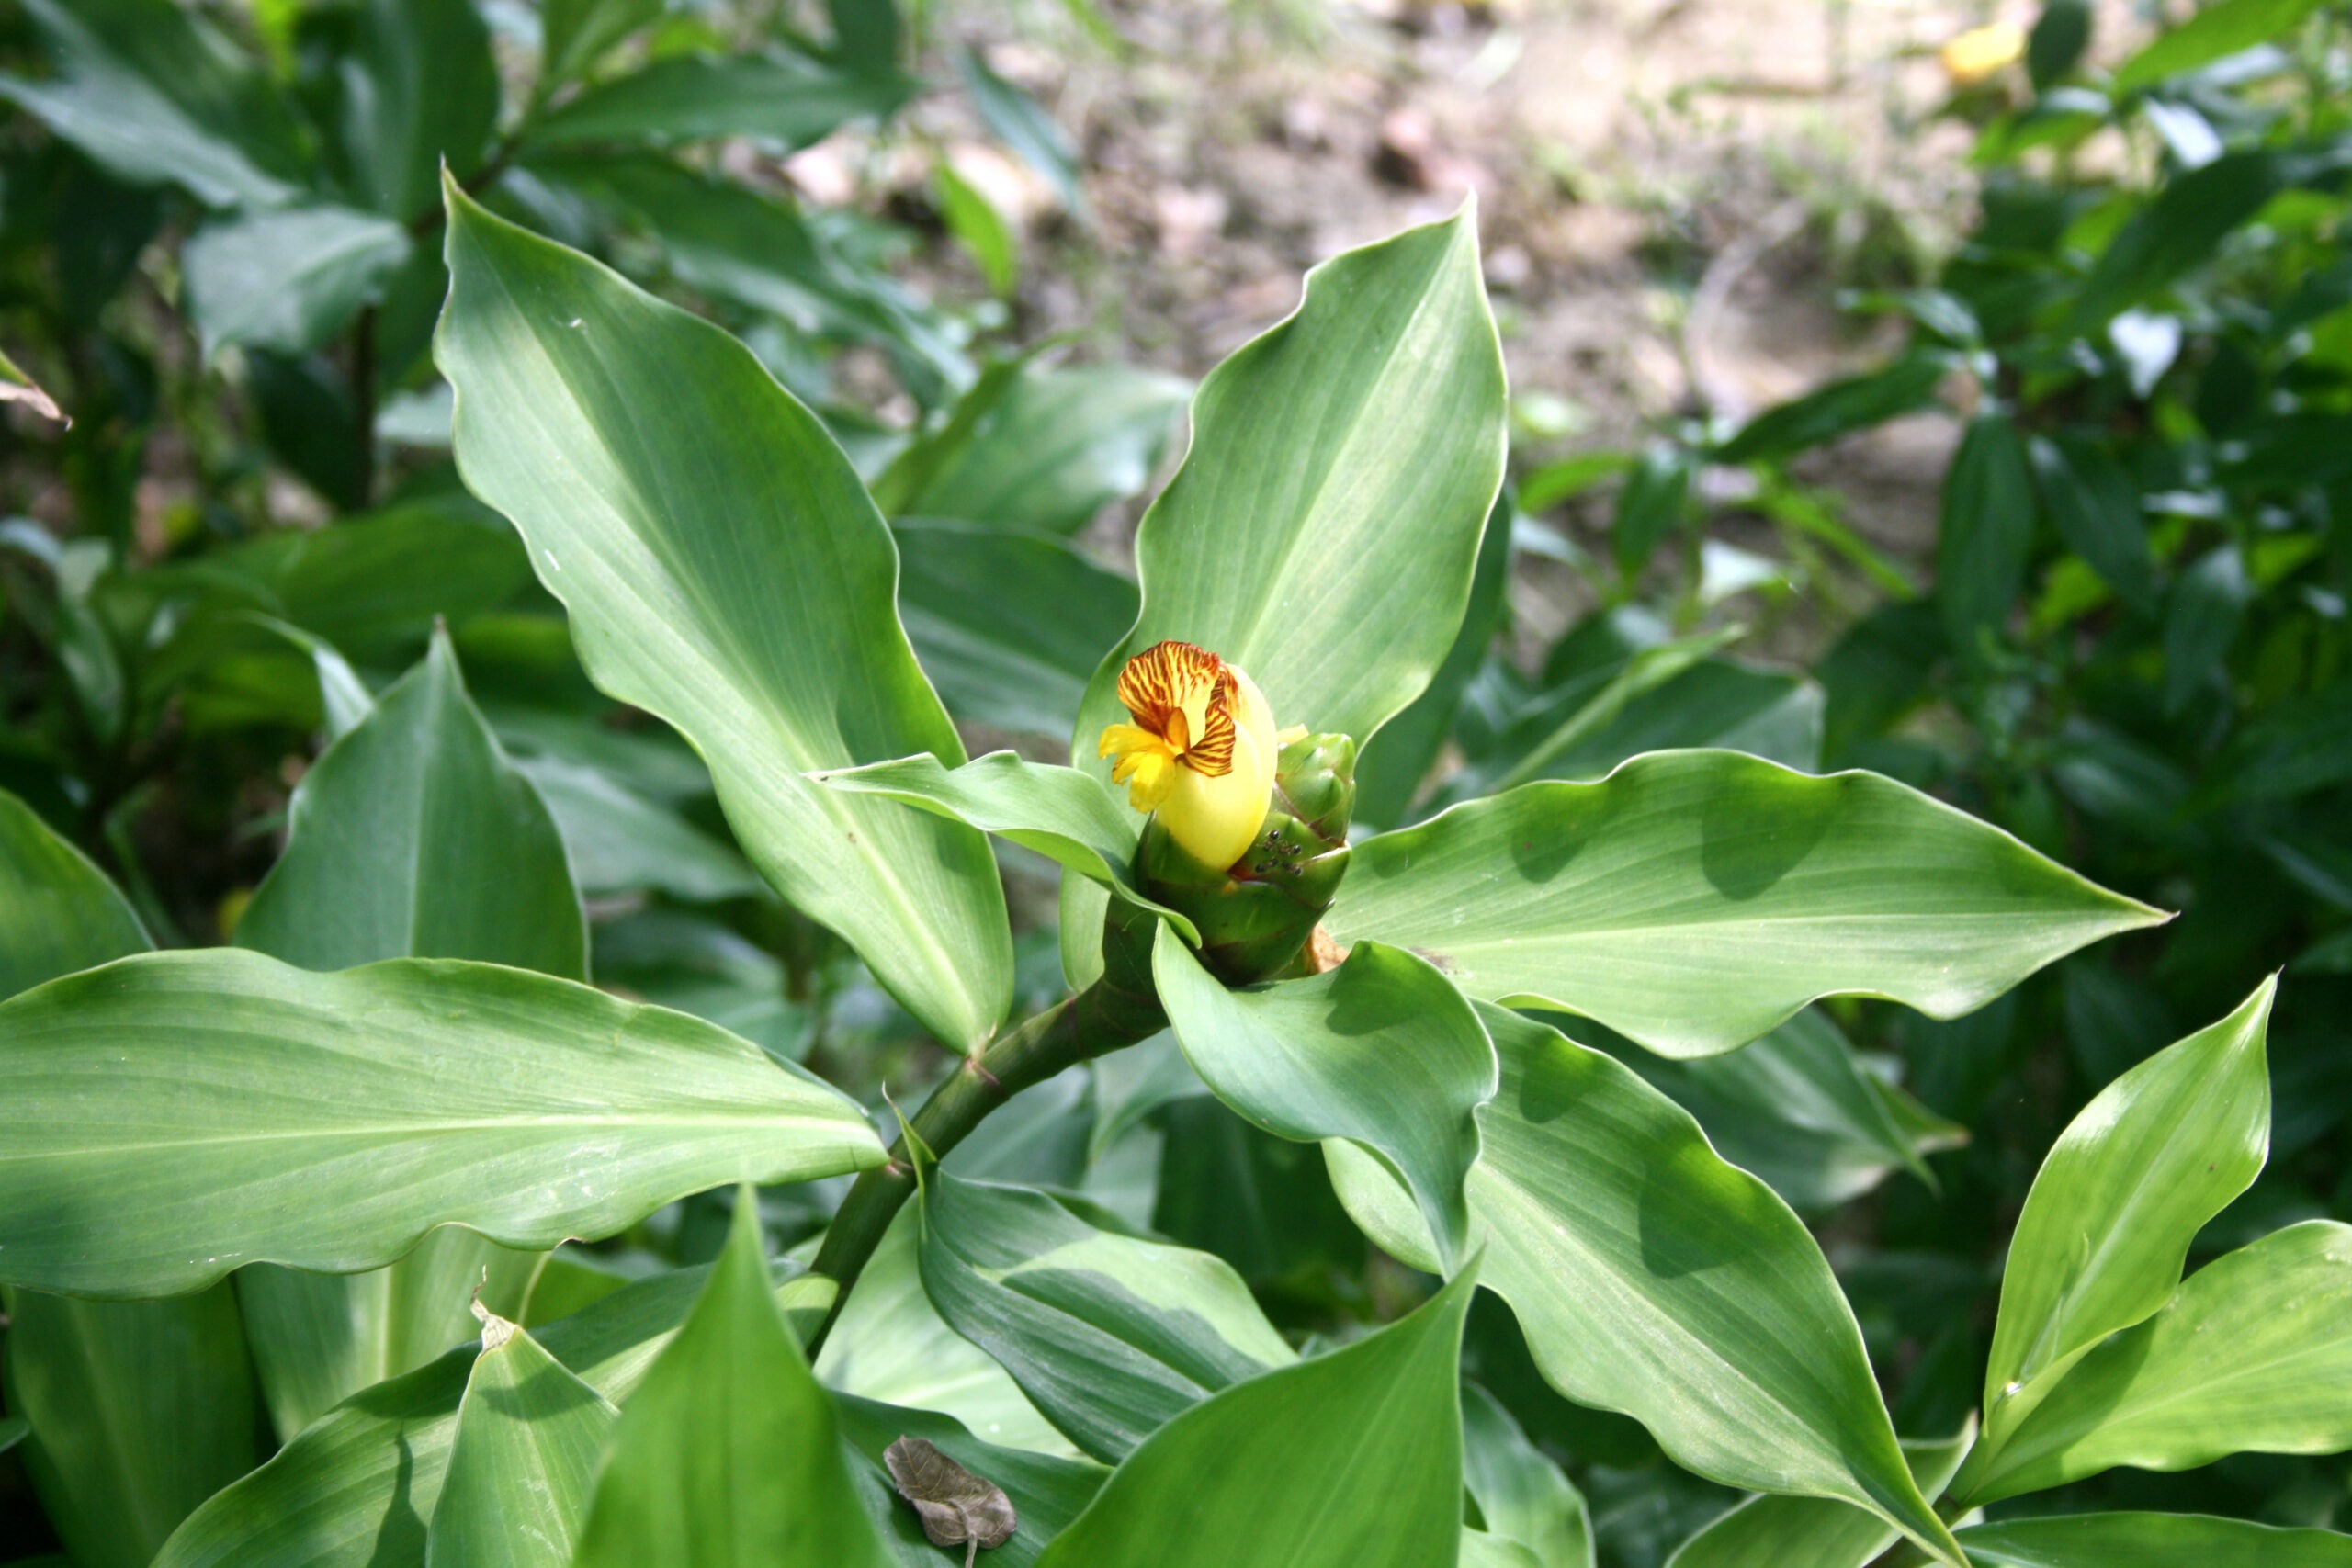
[884,1434,1017,1564]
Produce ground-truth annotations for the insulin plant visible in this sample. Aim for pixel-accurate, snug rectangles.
[0,177,2345,1568]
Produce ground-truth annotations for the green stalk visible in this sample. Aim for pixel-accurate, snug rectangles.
[804,966,1163,1353]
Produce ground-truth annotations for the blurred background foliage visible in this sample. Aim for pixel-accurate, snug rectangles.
[0,0,2346,1562]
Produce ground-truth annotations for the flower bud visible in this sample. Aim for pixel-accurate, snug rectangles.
[1132,728,1355,986]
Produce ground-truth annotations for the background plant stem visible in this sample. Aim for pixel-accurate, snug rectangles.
[804,966,1163,1352]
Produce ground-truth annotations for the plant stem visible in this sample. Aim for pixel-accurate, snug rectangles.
[804,967,1164,1353]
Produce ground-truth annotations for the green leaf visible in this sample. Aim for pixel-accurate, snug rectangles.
[2,1286,263,1568]
[0,789,262,1568]
[516,755,766,903]
[1960,1513,2352,1566]
[1356,490,1513,827]
[1937,414,2036,659]
[2160,543,2248,716]
[156,1263,838,1568]
[1,0,307,209]
[527,51,915,152]
[571,1190,894,1568]
[887,367,1189,536]
[2028,0,2094,87]
[892,519,1140,737]
[1601,1007,1961,1213]
[1073,206,1504,756]
[818,752,1193,940]
[2112,0,2326,91]
[239,1232,543,1446]
[2065,151,2308,331]
[1330,750,2164,1059]
[1663,1428,1972,1568]
[1969,977,2273,1481]
[916,1171,1294,1462]
[1464,1383,1595,1568]
[0,949,885,1297]
[816,1208,1073,1459]
[183,206,413,358]
[2029,434,2153,614]
[0,788,147,1001]
[0,1417,24,1454]
[1713,354,1949,467]
[592,908,812,1065]
[1325,1007,1963,1565]
[1613,445,1696,578]
[935,158,1018,296]
[1154,930,1494,1273]
[835,1396,1106,1567]
[958,48,1086,216]
[235,630,586,979]
[334,0,498,221]
[538,0,665,91]
[437,179,1012,1050]
[424,1318,618,1568]
[1966,1218,2352,1504]
[1031,1265,1478,1568]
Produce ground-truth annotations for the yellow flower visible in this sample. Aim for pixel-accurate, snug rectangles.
[1098,639,1279,871]
[1940,20,2026,85]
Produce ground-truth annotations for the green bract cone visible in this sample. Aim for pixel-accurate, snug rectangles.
[1132,732,1356,986]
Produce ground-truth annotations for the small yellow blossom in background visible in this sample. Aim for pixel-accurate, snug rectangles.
[1098,639,1278,871]
[1941,20,2027,85]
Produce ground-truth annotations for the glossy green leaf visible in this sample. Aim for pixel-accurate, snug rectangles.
[935,158,1019,296]
[235,630,585,979]
[1154,930,1494,1272]
[817,1208,1072,1458]
[836,1395,1106,1567]
[156,1263,837,1568]
[2160,543,2248,716]
[1967,1219,2352,1504]
[1971,977,2273,1475]
[1713,354,1949,467]
[592,908,811,1065]
[2030,434,2153,614]
[819,752,1192,939]
[1464,1383,1595,1568]
[1601,1007,1961,1213]
[182,206,412,358]
[0,787,261,1568]
[515,754,765,903]
[1356,490,1513,828]
[959,47,1087,214]
[1664,1428,1972,1568]
[1,0,307,209]
[1032,1265,1477,1568]
[424,1318,618,1568]
[892,519,1140,736]
[2112,0,2326,90]
[437,180,1012,1050]
[538,0,664,90]
[527,51,914,151]
[1325,1007,1962,1564]
[1960,1513,2352,1567]
[1072,205,1504,757]
[571,1190,894,1568]
[334,0,498,221]
[917,1171,1293,1462]
[0,949,884,1296]
[0,788,147,1000]
[1937,414,2036,658]
[1330,750,2163,1059]
[889,367,1188,536]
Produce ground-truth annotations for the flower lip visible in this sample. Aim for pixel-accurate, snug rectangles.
[1113,639,1237,778]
